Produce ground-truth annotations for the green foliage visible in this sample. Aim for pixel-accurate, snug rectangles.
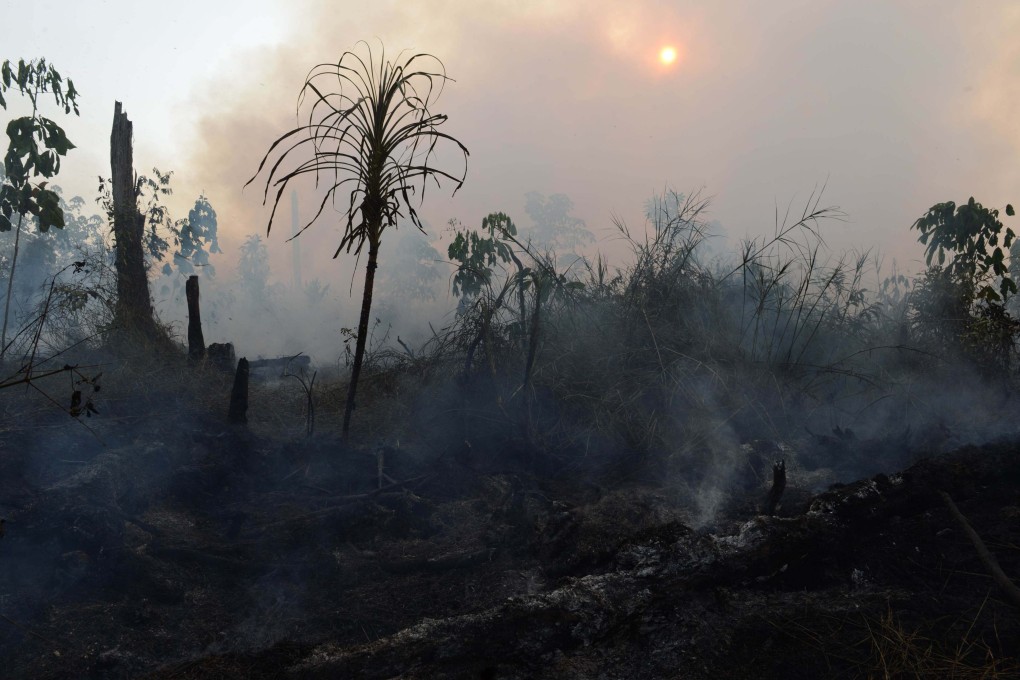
[448,212,517,297]
[174,195,221,276]
[98,170,220,274]
[911,197,1016,303]
[0,58,80,233]
[909,197,1020,372]
[0,59,79,114]
[908,265,1020,373]
[450,211,584,301]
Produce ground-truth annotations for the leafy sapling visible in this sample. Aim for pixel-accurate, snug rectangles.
[0,58,80,359]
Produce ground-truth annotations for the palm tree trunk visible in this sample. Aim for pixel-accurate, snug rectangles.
[342,230,381,439]
[0,212,25,361]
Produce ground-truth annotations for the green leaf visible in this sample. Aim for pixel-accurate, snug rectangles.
[35,187,64,231]
[40,117,75,155]
[1007,204,1015,217]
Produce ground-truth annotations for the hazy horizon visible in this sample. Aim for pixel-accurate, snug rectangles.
[8,0,1020,358]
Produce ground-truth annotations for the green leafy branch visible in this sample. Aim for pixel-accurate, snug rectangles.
[911,197,1017,303]
[0,58,80,233]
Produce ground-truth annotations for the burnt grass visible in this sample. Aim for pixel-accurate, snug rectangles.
[0,358,1019,679]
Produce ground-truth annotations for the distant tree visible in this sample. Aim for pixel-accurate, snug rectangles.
[303,278,330,307]
[158,194,221,302]
[238,234,271,301]
[99,171,221,302]
[523,192,593,259]
[0,58,80,359]
[247,41,468,439]
[383,228,443,302]
[172,195,221,277]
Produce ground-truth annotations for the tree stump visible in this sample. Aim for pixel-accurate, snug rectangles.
[207,343,236,373]
[110,102,161,343]
[765,460,786,515]
[186,275,205,360]
[228,358,249,424]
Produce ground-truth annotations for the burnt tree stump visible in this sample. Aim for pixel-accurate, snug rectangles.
[186,275,205,360]
[228,358,249,424]
[110,101,160,342]
[765,459,786,515]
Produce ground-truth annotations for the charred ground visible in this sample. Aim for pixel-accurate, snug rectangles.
[0,345,1018,679]
[1,186,1020,679]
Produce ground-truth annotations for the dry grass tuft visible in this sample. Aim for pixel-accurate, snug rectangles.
[861,606,1019,680]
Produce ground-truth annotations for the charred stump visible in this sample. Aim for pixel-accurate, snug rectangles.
[110,102,161,344]
[207,342,236,373]
[765,459,786,515]
[228,358,249,424]
[186,275,205,360]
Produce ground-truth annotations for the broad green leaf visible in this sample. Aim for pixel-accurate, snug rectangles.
[35,187,64,231]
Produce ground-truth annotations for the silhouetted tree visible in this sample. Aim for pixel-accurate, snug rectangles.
[247,41,468,439]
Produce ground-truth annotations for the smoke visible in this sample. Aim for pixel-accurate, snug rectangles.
[163,2,1019,360]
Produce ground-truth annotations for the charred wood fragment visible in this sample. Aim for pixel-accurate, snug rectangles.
[765,459,786,515]
[228,358,249,424]
[186,275,205,360]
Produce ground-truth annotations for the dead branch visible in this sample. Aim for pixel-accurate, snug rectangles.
[939,490,1020,609]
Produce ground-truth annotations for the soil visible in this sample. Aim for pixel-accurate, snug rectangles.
[1,403,1018,678]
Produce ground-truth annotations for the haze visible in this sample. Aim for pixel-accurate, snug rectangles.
[9,0,1020,353]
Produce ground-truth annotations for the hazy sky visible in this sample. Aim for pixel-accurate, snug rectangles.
[9,0,1020,283]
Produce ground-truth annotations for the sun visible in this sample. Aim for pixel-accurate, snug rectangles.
[659,46,677,65]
